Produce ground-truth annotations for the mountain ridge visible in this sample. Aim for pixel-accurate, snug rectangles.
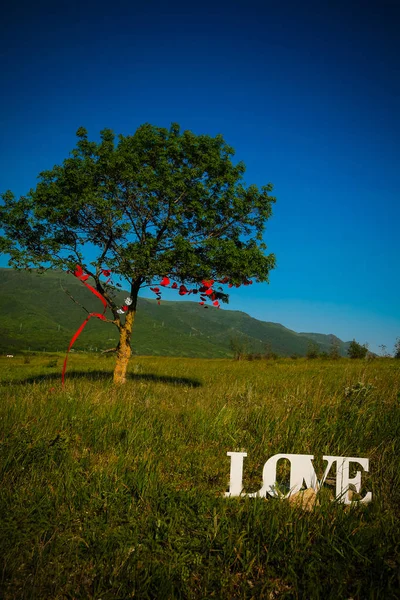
[0,268,351,357]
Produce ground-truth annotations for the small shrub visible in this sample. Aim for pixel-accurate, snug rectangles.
[265,351,279,360]
[45,359,58,368]
[306,342,319,359]
[329,340,341,360]
[23,355,31,364]
[229,336,248,361]
[246,353,262,361]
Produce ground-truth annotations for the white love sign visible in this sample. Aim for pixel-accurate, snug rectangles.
[225,452,372,505]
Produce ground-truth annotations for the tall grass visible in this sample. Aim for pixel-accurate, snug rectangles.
[0,354,399,598]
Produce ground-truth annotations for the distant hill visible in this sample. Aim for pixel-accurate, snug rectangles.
[0,269,351,357]
[298,332,350,356]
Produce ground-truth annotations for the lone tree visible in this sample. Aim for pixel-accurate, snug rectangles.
[347,339,368,359]
[0,123,276,383]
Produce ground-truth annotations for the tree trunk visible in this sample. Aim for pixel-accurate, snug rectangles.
[113,309,135,384]
[112,280,141,385]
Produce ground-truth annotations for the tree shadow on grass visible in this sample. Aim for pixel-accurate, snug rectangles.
[3,370,202,388]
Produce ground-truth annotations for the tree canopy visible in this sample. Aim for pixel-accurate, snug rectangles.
[347,340,368,359]
[0,123,275,288]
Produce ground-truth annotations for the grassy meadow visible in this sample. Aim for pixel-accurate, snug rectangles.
[0,353,399,599]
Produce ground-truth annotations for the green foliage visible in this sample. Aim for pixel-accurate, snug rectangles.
[306,341,319,359]
[394,337,400,359]
[262,341,279,360]
[45,358,58,368]
[0,124,276,311]
[241,350,280,361]
[299,332,350,356]
[0,355,400,598]
[347,339,368,359]
[264,351,280,360]
[229,335,248,360]
[329,339,341,360]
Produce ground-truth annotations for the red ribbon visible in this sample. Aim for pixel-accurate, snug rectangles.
[62,266,108,386]
[150,274,247,309]
[153,276,226,308]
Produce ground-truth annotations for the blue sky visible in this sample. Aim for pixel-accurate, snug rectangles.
[1,0,399,353]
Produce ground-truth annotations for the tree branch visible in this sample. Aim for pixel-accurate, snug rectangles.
[59,282,90,314]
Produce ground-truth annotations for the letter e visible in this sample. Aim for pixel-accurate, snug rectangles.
[335,457,372,504]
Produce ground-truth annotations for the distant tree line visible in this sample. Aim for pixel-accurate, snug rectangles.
[230,336,400,361]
